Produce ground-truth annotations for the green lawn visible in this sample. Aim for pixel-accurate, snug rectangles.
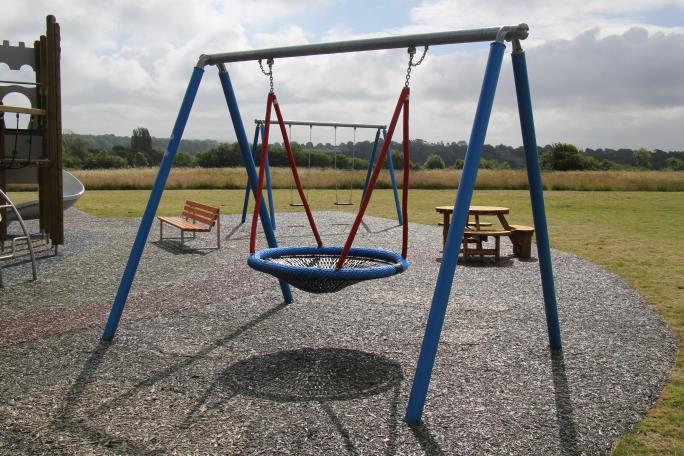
[25,188,684,454]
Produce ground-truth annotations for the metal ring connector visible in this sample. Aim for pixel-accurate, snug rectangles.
[259,58,275,92]
[405,45,428,87]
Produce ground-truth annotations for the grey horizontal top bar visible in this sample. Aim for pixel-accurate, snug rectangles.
[255,119,386,130]
[200,23,528,67]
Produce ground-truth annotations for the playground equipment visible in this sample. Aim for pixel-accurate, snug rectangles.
[287,124,305,208]
[240,122,277,227]
[246,53,414,291]
[2,167,84,222]
[0,16,70,249]
[0,188,37,287]
[241,119,403,226]
[333,125,354,206]
[102,24,563,426]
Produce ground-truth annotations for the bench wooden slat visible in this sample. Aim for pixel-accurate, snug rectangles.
[186,200,219,214]
[184,204,216,220]
[181,210,216,227]
[158,216,210,232]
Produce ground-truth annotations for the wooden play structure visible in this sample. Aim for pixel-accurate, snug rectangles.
[0,15,64,247]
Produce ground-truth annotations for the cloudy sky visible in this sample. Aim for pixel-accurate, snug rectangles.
[1,0,683,150]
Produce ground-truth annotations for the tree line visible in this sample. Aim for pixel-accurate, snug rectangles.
[62,128,684,171]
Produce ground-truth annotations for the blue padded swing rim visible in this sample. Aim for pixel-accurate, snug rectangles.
[248,246,409,282]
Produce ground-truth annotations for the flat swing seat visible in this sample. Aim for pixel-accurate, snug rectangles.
[248,246,409,293]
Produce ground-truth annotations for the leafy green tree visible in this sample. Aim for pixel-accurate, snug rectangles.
[111,145,134,165]
[424,154,445,169]
[62,136,92,168]
[306,149,333,168]
[131,151,149,167]
[131,127,152,154]
[174,151,195,167]
[84,151,128,169]
[196,143,243,167]
[665,156,684,170]
[598,159,617,170]
[452,159,465,169]
[633,148,652,169]
[390,150,403,169]
[334,154,353,170]
[540,143,599,171]
[63,152,85,169]
[146,149,164,166]
[479,159,498,169]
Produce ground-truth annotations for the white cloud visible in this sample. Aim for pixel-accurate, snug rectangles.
[408,0,684,41]
[1,0,682,150]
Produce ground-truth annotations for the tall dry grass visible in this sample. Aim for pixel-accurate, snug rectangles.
[58,168,684,191]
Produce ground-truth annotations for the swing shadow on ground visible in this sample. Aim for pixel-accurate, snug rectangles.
[53,301,289,454]
[362,221,403,235]
[217,348,412,455]
[51,303,442,455]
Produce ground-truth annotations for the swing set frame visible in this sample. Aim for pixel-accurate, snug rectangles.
[102,23,562,425]
[240,119,405,227]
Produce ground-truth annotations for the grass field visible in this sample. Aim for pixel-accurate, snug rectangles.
[34,167,684,191]
[7,188,684,454]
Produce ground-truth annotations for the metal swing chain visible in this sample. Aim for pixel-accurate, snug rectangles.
[405,45,429,87]
[259,58,275,92]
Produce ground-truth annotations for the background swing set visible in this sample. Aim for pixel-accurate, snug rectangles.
[240,119,404,227]
[102,23,563,425]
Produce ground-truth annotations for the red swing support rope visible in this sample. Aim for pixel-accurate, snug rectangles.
[335,86,410,269]
[250,91,322,254]
[252,48,424,270]
[336,45,427,269]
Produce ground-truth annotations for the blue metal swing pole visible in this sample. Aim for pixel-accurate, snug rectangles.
[361,128,380,200]
[241,124,261,223]
[384,128,404,225]
[511,43,562,350]
[242,124,276,228]
[102,67,205,341]
[404,41,506,423]
[361,128,403,225]
[217,64,293,304]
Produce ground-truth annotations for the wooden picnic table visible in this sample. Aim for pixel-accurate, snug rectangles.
[435,205,512,248]
[435,205,532,263]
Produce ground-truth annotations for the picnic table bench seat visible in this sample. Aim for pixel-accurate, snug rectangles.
[157,200,220,249]
[461,227,512,263]
[508,224,534,258]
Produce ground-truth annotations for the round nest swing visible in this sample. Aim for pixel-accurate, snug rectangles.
[248,246,409,293]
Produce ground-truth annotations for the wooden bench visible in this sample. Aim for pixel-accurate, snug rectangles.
[508,224,534,258]
[461,228,512,263]
[157,200,220,249]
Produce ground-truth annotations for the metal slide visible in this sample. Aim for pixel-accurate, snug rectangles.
[3,167,85,222]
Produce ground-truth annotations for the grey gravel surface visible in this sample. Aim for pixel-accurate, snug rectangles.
[0,209,677,455]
